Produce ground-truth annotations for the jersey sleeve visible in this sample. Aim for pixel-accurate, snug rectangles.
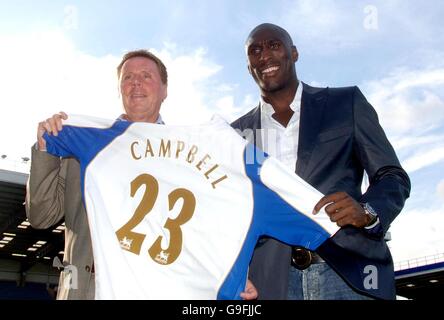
[44,114,122,163]
[44,126,81,159]
[244,144,339,251]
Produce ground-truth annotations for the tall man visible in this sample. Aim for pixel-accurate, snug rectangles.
[26,50,168,299]
[231,23,411,299]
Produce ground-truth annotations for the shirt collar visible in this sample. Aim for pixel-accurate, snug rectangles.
[156,114,165,124]
[118,114,164,124]
[260,81,303,117]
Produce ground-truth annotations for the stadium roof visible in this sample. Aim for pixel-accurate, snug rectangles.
[395,254,444,300]
[0,168,64,271]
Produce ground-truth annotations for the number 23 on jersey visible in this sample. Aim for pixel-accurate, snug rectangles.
[115,173,196,265]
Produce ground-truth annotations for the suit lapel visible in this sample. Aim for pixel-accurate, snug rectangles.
[296,85,328,179]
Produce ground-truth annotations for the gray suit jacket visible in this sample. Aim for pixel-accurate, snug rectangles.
[231,84,411,299]
[26,147,94,299]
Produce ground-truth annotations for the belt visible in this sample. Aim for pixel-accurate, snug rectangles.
[291,246,324,270]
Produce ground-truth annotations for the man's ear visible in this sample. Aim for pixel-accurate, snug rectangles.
[291,45,299,63]
[247,64,252,75]
[162,85,168,101]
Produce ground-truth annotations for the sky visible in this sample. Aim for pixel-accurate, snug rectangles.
[0,0,443,265]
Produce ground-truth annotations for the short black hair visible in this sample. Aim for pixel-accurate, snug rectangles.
[246,23,294,47]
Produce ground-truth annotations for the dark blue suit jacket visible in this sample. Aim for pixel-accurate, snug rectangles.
[231,83,411,300]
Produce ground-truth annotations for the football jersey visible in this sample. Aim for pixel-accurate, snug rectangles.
[44,114,339,300]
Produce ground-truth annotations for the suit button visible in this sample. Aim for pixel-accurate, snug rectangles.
[85,265,91,272]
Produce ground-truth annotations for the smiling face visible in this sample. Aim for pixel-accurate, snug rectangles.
[119,56,167,123]
[246,24,298,93]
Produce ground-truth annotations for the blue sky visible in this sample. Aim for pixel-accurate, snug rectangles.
[0,0,443,265]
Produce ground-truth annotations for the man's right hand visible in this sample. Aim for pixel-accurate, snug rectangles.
[37,112,68,151]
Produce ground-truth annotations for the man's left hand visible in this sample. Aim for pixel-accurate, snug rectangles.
[240,279,258,300]
[313,191,370,228]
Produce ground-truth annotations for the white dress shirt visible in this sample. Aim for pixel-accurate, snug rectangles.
[260,81,303,172]
[260,82,380,230]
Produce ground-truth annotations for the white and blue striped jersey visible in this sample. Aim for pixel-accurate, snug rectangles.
[44,114,338,300]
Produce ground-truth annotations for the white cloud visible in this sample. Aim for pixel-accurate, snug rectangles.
[281,0,363,51]
[390,208,444,264]
[361,65,444,264]
[152,46,224,125]
[0,30,252,163]
[392,134,444,152]
[152,44,255,125]
[213,93,256,122]
[402,144,444,173]
[361,67,444,174]
[0,30,121,161]
[279,0,444,55]
[437,180,444,200]
[364,68,444,137]
[382,0,444,44]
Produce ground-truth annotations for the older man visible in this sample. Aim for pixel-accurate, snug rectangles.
[26,49,257,300]
[26,50,169,299]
